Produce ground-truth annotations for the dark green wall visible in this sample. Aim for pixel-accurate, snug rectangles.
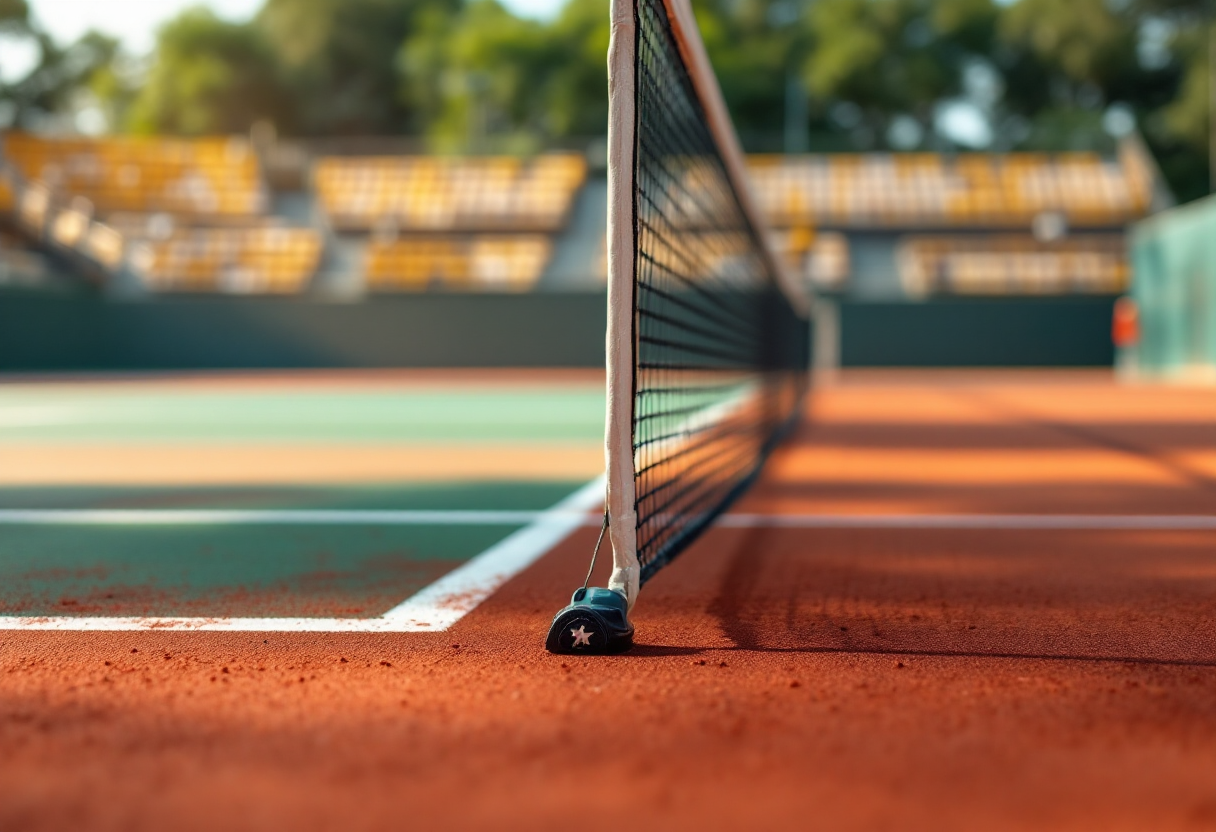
[0,291,1116,371]
[0,292,608,371]
[839,296,1117,367]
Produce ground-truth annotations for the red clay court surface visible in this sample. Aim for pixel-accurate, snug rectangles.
[3,369,1216,831]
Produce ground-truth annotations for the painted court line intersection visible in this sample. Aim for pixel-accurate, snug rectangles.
[2,493,1214,632]
[0,477,608,633]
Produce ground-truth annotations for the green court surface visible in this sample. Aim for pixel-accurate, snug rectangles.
[0,519,529,619]
[0,482,587,511]
[0,379,605,621]
[0,481,586,620]
[0,387,605,443]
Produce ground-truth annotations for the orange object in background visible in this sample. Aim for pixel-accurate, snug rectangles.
[1112,295,1140,347]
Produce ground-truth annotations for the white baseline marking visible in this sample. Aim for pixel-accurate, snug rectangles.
[718,514,1216,530]
[0,476,607,633]
[1,504,1210,632]
[1,509,1214,531]
[0,509,581,526]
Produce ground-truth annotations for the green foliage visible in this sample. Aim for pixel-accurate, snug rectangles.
[1000,0,1133,96]
[400,0,608,150]
[257,0,455,135]
[1,17,126,131]
[693,0,808,147]
[1161,40,1209,150]
[800,0,998,148]
[402,0,549,149]
[0,0,29,30]
[126,8,292,135]
[84,43,141,132]
[542,0,612,137]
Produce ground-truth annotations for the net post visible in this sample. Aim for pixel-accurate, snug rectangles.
[544,0,641,656]
[605,0,641,612]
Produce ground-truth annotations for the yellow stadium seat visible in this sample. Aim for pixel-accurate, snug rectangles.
[314,154,587,232]
[364,235,551,292]
[17,182,51,234]
[897,234,1127,296]
[1,133,266,219]
[82,224,125,270]
[747,152,1152,229]
[129,227,321,294]
[50,205,91,249]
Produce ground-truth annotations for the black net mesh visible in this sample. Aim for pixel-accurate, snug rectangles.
[630,0,809,584]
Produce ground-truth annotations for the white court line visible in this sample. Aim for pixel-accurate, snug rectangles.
[717,514,1216,530]
[2,503,1212,632]
[0,476,607,633]
[0,509,578,526]
[1,509,1215,531]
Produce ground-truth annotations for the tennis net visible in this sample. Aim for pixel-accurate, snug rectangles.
[603,0,810,606]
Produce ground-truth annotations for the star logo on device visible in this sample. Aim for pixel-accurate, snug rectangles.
[570,625,594,648]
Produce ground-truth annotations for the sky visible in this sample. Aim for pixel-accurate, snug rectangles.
[25,0,567,55]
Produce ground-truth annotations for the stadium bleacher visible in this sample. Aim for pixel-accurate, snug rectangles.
[0,130,1161,299]
[0,135,595,295]
[804,231,849,290]
[2,133,266,217]
[743,144,1155,296]
[748,151,1152,228]
[365,235,551,292]
[314,153,586,232]
[0,134,323,294]
[16,181,52,237]
[898,235,1127,296]
[1,173,55,287]
[127,227,322,294]
[80,223,125,272]
[314,152,586,293]
[49,198,93,250]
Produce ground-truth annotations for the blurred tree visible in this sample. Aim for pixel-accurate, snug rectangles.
[694,0,812,150]
[400,0,608,150]
[401,0,550,149]
[0,0,28,29]
[81,34,142,133]
[799,0,999,149]
[1,1,129,133]
[998,0,1201,196]
[258,0,457,135]
[0,0,43,126]
[1148,24,1212,200]
[126,9,293,135]
[1160,27,1209,150]
[997,0,1173,124]
[540,0,611,137]
[1000,0,1130,95]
